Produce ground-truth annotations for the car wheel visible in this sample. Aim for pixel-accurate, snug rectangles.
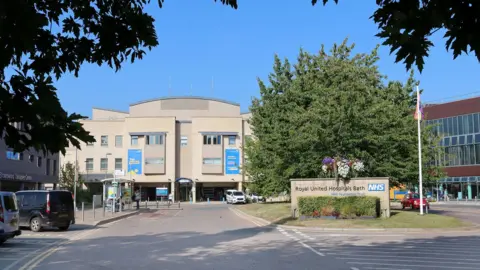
[30,217,42,232]
[401,203,405,210]
[410,204,414,210]
[58,225,70,231]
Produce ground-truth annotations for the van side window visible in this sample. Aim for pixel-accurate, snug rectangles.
[34,193,47,206]
[22,194,35,206]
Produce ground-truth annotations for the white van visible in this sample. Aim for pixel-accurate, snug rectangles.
[0,191,21,244]
[226,190,246,204]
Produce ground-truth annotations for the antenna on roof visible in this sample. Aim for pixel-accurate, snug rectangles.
[168,76,172,96]
[211,76,214,97]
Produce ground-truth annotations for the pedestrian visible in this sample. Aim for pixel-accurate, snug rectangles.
[134,189,141,210]
[168,192,173,204]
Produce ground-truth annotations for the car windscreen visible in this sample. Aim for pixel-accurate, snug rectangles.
[412,194,420,199]
[3,194,18,211]
[233,192,244,196]
[50,192,73,207]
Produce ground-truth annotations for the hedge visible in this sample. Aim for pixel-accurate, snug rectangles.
[297,196,380,218]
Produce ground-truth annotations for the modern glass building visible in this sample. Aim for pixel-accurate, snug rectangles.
[424,96,480,200]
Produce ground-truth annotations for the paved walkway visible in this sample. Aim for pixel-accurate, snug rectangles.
[74,207,139,226]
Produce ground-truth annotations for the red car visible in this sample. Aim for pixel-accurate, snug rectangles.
[401,193,430,210]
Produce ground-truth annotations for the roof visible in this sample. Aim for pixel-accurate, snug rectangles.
[92,107,129,114]
[129,96,240,107]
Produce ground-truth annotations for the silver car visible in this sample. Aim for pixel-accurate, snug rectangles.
[0,191,21,244]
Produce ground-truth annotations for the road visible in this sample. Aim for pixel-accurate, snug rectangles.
[2,204,480,270]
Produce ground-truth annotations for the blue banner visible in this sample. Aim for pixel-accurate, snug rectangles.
[156,188,168,197]
[225,149,240,175]
[128,149,142,175]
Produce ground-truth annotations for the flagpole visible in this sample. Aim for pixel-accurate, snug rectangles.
[417,86,424,215]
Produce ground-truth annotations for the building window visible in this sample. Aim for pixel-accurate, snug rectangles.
[181,136,188,146]
[115,158,123,170]
[115,135,123,147]
[203,135,222,145]
[100,158,108,171]
[202,158,222,165]
[53,160,57,175]
[101,135,108,146]
[145,157,164,165]
[146,134,163,145]
[37,157,42,167]
[46,159,51,175]
[131,135,138,146]
[29,155,34,162]
[228,135,236,145]
[86,158,94,171]
[6,151,22,161]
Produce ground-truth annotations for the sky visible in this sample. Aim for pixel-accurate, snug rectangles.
[55,0,480,117]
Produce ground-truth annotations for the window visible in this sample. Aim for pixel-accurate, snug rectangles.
[29,155,34,162]
[453,116,458,136]
[115,135,123,147]
[146,134,163,145]
[86,158,94,171]
[181,136,188,146]
[131,135,138,146]
[100,158,108,170]
[145,157,164,165]
[37,157,42,167]
[202,158,222,165]
[101,135,108,146]
[203,135,222,145]
[115,158,123,170]
[53,160,57,175]
[228,135,236,145]
[46,159,51,175]
[6,151,22,161]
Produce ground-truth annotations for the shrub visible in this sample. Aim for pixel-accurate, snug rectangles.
[298,196,380,217]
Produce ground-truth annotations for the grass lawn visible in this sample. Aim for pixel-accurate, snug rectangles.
[236,203,468,229]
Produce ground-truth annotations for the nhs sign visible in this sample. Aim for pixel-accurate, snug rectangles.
[368,183,385,192]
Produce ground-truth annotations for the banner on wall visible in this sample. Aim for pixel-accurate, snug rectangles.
[128,149,143,175]
[225,149,240,175]
[156,187,168,197]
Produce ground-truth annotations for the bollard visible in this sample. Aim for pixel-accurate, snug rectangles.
[222,197,225,203]
[156,201,159,209]
[145,200,147,209]
[93,201,95,220]
[425,204,429,214]
[178,202,181,209]
[207,198,210,204]
[82,202,85,222]
[103,203,105,217]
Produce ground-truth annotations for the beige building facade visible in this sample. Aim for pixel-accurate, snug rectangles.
[60,97,252,202]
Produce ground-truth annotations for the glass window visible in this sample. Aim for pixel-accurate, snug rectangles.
[465,145,471,165]
[442,118,448,135]
[448,117,454,136]
[3,194,18,211]
[131,136,138,146]
[470,144,476,165]
[6,151,21,160]
[145,157,164,165]
[101,135,108,146]
[444,137,450,147]
[115,158,123,170]
[475,134,480,143]
[451,136,458,146]
[464,115,470,134]
[459,136,465,145]
[181,136,188,146]
[228,136,236,145]
[202,158,222,165]
[458,116,464,135]
[115,135,123,147]
[468,114,474,134]
[475,113,480,133]
[29,155,34,162]
[100,158,108,170]
[203,135,222,145]
[53,160,57,175]
[146,134,163,145]
[476,145,480,164]
[46,159,51,175]
[37,157,42,167]
[86,158,94,170]
[467,135,474,144]
[453,116,458,136]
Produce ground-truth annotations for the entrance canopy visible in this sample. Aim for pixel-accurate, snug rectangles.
[100,178,134,184]
[176,178,193,184]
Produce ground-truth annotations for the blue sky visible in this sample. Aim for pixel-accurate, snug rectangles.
[55,0,480,117]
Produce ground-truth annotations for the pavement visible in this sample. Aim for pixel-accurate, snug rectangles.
[1,203,480,269]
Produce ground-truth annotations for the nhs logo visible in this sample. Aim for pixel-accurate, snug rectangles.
[368,184,385,191]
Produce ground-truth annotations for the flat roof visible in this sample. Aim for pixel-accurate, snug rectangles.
[129,96,240,107]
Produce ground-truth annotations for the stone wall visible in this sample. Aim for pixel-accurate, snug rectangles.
[290,177,390,218]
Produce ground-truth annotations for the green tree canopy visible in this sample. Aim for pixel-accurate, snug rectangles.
[244,39,445,195]
[59,161,83,192]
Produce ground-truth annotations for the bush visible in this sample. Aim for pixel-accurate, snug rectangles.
[298,196,380,218]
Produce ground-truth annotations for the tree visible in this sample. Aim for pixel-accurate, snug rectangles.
[59,161,83,192]
[0,0,236,155]
[244,39,445,195]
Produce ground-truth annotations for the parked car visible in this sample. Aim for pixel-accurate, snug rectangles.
[226,190,246,204]
[16,190,75,232]
[401,193,430,210]
[0,191,21,244]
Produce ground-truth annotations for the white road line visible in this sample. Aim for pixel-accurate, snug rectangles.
[363,268,412,270]
[346,262,479,269]
[340,257,480,265]
[318,246,480,254]
[328,253,480,261]
[299,241,325,256]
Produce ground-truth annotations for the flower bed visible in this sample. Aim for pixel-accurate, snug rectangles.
[321,156,365,181]
[298,196,379,219]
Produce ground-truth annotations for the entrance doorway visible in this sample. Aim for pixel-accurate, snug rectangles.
[176,178,193,202]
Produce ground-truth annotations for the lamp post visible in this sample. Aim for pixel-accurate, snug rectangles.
[74,147,78,211]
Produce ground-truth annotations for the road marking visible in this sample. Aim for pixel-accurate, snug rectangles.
[346,262,479,269]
